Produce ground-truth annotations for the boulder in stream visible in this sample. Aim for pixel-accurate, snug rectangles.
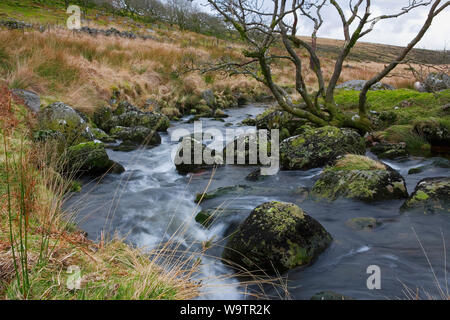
[311,155,408,202]
[401,177,450,214]
[222,201,332,275]
[280,126,365,170]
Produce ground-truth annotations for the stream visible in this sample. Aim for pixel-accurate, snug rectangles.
[65,104,450,300]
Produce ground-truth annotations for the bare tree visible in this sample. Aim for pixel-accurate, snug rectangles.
[206,0,449,132]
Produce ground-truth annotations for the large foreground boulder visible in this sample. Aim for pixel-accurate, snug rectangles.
[401,177,450,214]
[280,126,365,170]
[222,201,332,274]
[311,155,408,202]
[65,142,124,176]
[37,102,94,145]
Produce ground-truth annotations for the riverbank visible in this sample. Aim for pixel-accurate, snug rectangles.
[0,93,200,299]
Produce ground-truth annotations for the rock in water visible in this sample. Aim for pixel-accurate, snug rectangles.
[401,177,450,214]
[311,155,408,202]
[346,217,381,231]
[222,201,332,275]
[110,125,161,151]
[65,141,124,177]
[175,137,222,174]
[280,126,365,170]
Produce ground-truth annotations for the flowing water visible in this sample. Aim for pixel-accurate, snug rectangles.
[66,104,450,300]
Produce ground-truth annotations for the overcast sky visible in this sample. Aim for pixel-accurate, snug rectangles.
[198,0,449,50]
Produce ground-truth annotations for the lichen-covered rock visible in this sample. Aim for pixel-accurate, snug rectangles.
[424,72,450,92]
[413,118,449,148]
[110,126,161,150]
[222,132,272,166]
[370,142,408,159]
[256,108,307,140]
[103,101,170,133]
[311,155,408,202]
[336,80,395,91]
[37,102,94,145]
[65,141,124,176]
[213,109,228,118]
[91,128,115,143]
[93,105,113,131]
[241,117,257,126]
[222,201,332,274]
[310,291,354,300]
[280,126,365,170]
[408,158,450,175]
[175,137,223,174]
[246,168,264,181]
[346,217,381,231]
[401,177,450,214]
[195,210,215,228]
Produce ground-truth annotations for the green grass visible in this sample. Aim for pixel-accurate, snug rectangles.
[335,89,450,125]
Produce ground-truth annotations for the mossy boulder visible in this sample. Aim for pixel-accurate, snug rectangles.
[175,137,223,174]
[103,101,169,133]
[222,201,332,274]
[160,107,181,119]
[91,128,115,143]
[110,126,161,151]
[256,108,307,140]
[65,141,124,176]
[222,132,272,166]
[413,118,450,148]
[93,105,113,131]
[37,102,94,145]
[370,142,408,159]
[401,177,450,214]
[213,109,228,118]
[346,217,381,231]
[311,155,408,202]
[241,117,257,126]
[280,126,365,170]
[195,210,215,228]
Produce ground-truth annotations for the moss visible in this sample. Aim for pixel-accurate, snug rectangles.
[312,156,408,202]
[335,89,450,125]
[331,155,386,171]
[222,201,332,274]
[413,190,430,201]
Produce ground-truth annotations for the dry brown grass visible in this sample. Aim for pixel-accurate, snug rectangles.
[0,27,260,115]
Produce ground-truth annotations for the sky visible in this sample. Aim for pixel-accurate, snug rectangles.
[197,0,449,50]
